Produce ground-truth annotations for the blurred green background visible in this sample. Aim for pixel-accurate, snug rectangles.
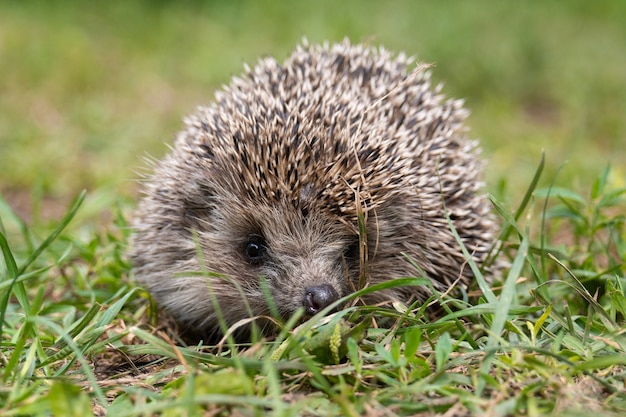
[1,0,625,220]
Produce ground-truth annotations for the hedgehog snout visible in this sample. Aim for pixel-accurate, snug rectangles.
[303,284,340,315]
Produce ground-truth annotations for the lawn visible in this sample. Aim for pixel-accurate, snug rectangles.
[1,1,625,416]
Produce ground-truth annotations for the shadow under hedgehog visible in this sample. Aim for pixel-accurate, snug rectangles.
[131,40,499,342]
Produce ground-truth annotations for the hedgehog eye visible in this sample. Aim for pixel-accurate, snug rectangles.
[244,235,267,264]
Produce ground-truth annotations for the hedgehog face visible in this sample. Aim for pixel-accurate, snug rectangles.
[188,197,360,325]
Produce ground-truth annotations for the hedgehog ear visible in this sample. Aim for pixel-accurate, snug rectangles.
[182,184,216,230]
[183,205,215,231]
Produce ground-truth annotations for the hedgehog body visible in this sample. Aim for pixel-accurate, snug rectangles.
[131,40,497,340]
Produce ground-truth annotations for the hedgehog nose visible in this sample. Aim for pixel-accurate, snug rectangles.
[303,284,340,315]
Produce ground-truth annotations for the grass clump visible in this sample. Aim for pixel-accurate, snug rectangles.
[1,163,625,416]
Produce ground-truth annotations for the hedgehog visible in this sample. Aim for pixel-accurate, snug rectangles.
[131,40,498,341]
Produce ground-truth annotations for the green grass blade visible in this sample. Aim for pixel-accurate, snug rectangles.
[488,233,529,348]
[0,231,22,345]
[18,190,86,275]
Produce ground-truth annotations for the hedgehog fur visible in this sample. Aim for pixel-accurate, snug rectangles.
[131,40,498,340]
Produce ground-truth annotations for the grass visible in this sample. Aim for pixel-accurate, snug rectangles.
[1,0,626,416]
[1,161,625,416]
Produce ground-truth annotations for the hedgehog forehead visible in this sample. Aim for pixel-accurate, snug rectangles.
[197,121,409,225]
[183,106,412,220]
[202,109,349,207]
